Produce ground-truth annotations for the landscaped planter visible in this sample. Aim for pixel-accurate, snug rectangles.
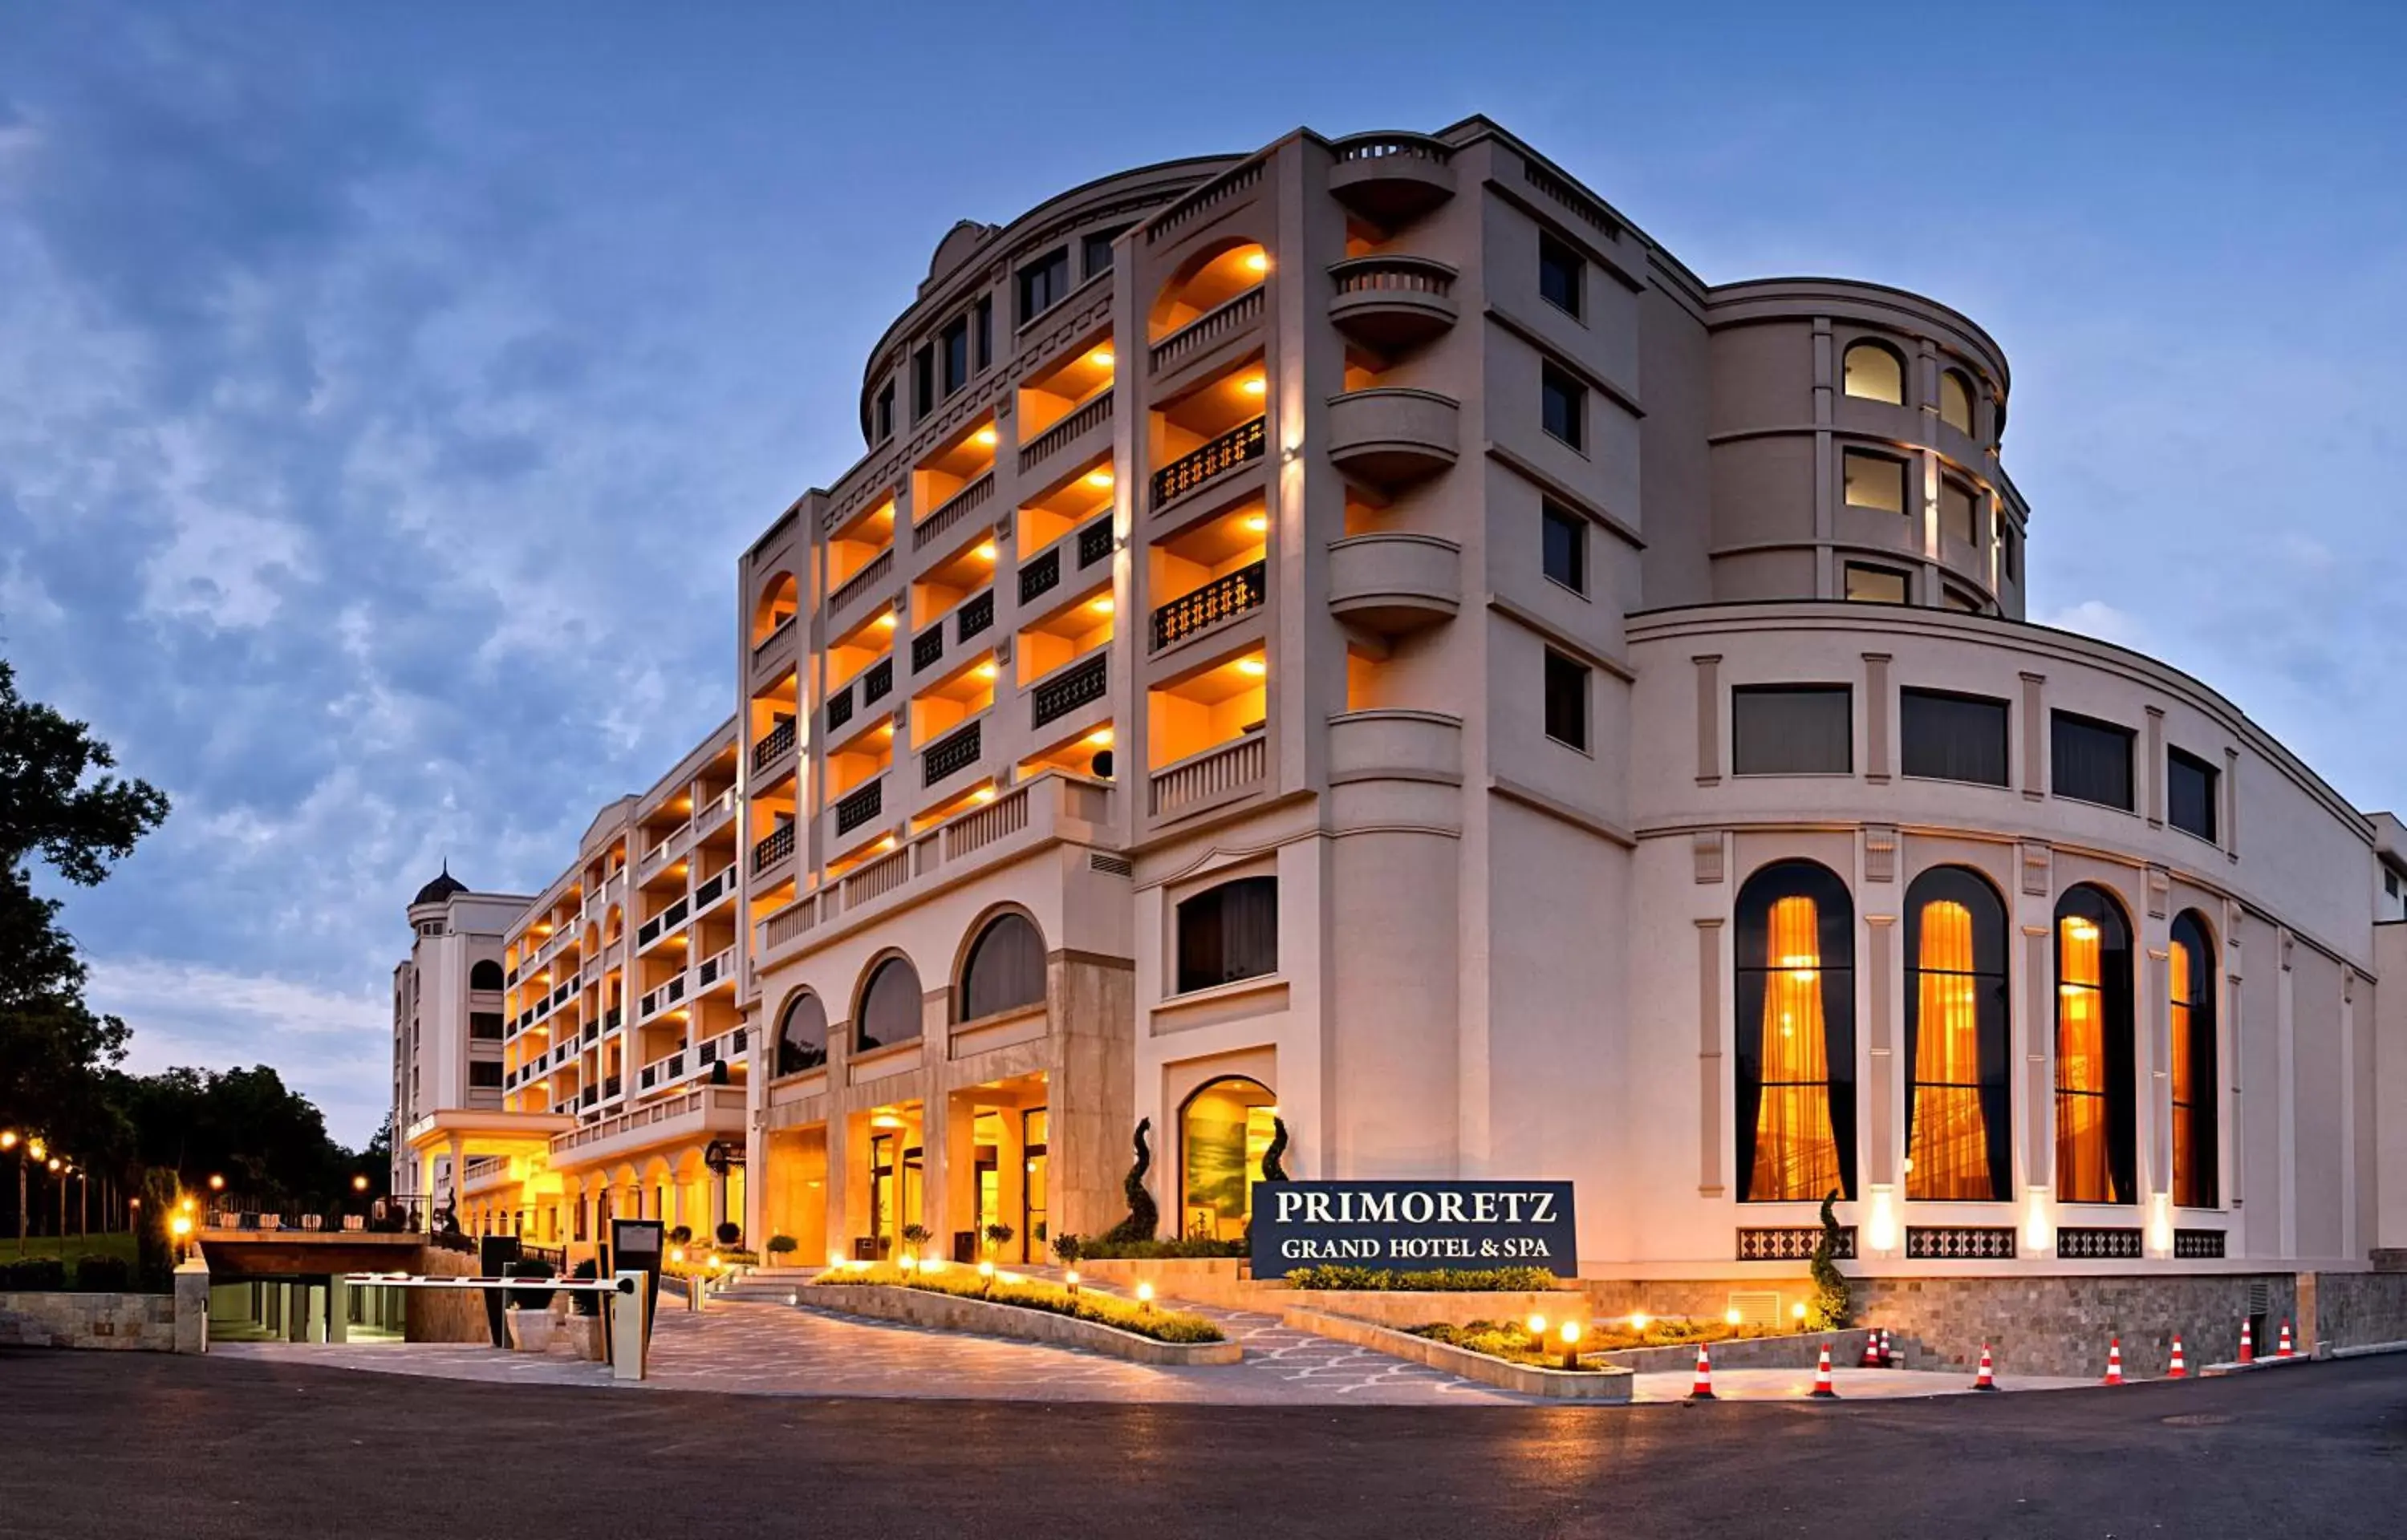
[505,1308,558,1353]
[1070,1259,1581,1327]
[1283,1306,1632,1402]
[1593,1326,1874,1374]
[806,1283,1242,1367]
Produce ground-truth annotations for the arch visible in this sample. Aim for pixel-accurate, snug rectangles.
[2170,909,2220,1208]
[468,959,505,992]
[854,953,924,1052]
[1178,1075,1277,1242]
[1842,339,1906,404]
[604,904,623,945]
[2055,883,2137,1205]
[1904,865,2012,1202]
[1148,238,1269,340]
[774,990,829,1076]
[753,571,798,645]
[1732,860,1857,1202]
[957,908,1048,1021]
[1939,367,1977,436]
[1175,874,1278,994]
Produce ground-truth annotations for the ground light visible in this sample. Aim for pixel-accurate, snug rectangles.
[1064,1269,1080,1296]
[1136,1281,1155,1311]
[1559,1321,1583,1371]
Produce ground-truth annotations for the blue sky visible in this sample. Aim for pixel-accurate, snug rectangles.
[3,1,2401,1143]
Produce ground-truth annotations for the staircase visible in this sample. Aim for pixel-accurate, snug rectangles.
[714,1266,820,1304]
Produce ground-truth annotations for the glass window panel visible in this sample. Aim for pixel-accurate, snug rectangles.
[1180,1078,1277,1241]
[1940,478,1979,545]
[857,958,923,1051]
[1541,363,1584,449]
[2052,712,2136,810]
[1544,649,1589,748]
[1905,866,2011,1202]
[1844,563,1909,604]
[1538,233,1583,317]
[777,994,828,1074]
[1843,451,1906,513]
[2169,748,2218,841]
[2054,886,2136,1205]
[960,913,1046,1020]
[1733,861,1857,1202]
[1175,877,1278,994]
[1842,342,1905,403]
[1941,369,1976,434]
[2170,912,2219,1208]
[1731,685,1852,775]
[1900,689,2009,785]
[1541,501,1585,594]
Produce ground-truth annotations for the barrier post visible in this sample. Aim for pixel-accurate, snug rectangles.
[611,1271,649,1381]
[327,1275,349,1344]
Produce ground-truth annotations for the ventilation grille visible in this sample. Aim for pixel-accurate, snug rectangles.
[1089,853,1133,877]
[2247,1281,2271,1315]
[1727,1291,1783,1329]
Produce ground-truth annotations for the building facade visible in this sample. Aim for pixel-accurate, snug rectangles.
[391,871,528,1204]
[402,116,2407,1295]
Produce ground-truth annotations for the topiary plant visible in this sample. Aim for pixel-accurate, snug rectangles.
[669,1225,693,1245]
[570,1258,601,1316]
[1808,1189,1852,1331]
[983,1222,1015,1258]
[1051,1233,1082,1265]
[767,1234,798,1257]
[1260,1116,1290,1182]
[715,1222,741,1247]
[1105,1118,1158,1243]
[900,1222,932,1259]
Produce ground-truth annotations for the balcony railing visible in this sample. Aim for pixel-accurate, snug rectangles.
[1149,731,1268,820]
[752,821,796,873]
[1151,415,1266,509]
[835,778,884,837]
[752,715,797,774]
[911,625,945,674]
[638,974,688,1021]
[912,471,995,552]
[1018,545,1061,606]
[1078,517,1114,569]
[956,587,995,643]
[827,683,855,732]
[603,1075,623,1100]
[1032,651,1108,727]
[1149,285,1264,375]
[549,1084,746,1157]
[1145,158,1263,245]
[862,658,894,703]
[1017,389,1114,474]
[692,866,729,912]
[923,721,981,788]
[827,546,894,616]
[1151,559,1266,650]
[696,945,735,990]
[605,1007,623,1031]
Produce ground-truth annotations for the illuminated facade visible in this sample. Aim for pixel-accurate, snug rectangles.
[404,116,2407,1287]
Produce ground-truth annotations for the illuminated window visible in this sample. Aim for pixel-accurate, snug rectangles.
[959,911,1046,1020]
[1842,450,1906,514]
[1179,1076,1277,1242]
[1844,563,1910,605]
[1175,876,1277,994]
[855,956,924,1052]
[1940,476,1979,545]
[2170,910,2219,1208]
[2055,885,2135,1205]
[1843,341,1906,403]
[775,992,827,1076]
[1733,861,1856,1202]
[1940,368,1976,436]
[1905,866,2011,1201]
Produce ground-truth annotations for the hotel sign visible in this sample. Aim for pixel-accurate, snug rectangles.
[1249,1180,1579,1279]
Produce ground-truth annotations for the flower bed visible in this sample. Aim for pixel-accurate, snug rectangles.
[818,1263,1224,1345]
[1408,1316,1803,1367]
[1283,1265,1559,1292]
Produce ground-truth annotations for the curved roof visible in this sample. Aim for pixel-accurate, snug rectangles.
[411,865,469,907]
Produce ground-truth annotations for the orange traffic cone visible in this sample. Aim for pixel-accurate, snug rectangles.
[1689,1341,1715,1400]
[2239,1317,2255,1365]
[1972,1343,1999,1392]
[1879,1327,1896,1367]
[2168,1335,2188,1379]
[2104,1336,2125,1386]
[2278,1319,2295,1358]
[1810,1343,1839,1399]
[1860,1330,1882,1368]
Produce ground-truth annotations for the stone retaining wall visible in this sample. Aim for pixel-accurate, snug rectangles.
[0,1291,177,1351]
[1596,1327,1873,1375]
[2307,1272,2407,1352]
[806,1283,1242,1366]
[405,1245,492,1344]
[1282,1307,1631,1401]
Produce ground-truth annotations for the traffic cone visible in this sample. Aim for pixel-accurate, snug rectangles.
[1689,1341,1715,1400]
[1880,1327,1896,1368]
[2104,1336,2125,1386]
[1972,1343,1999,1392]
[2239,1317,2254,1365]
[2278,1319,2295,1359]
[1860,1331,1883,1368]
[1810,1343,1839,1398]
[2168,1335,2187,1379]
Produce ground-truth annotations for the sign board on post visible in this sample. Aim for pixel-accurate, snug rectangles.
[611,1218,666,1360]
[1248,1181,1579,1279]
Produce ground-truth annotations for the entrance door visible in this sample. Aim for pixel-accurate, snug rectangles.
[1021,1108,1049,1264]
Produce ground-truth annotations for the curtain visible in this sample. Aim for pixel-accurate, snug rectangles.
[1748,896,1842,1201]
[2052,715,2134,810]
[1733,688,1852,776]
[1900,691,2009,786]
[1909,900,1992,1199]
[2170,939,2198,1207]
[2056,914,2117,1202]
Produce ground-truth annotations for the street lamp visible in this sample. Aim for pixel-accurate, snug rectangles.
[352,1174,369,1194]
[207,1173,225,1194]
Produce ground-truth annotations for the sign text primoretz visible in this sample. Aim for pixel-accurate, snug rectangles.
[1248,1180,1579,1279]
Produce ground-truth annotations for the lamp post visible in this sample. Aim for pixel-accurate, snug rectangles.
[1,1132,21,1258]
[50,1157,65,1247]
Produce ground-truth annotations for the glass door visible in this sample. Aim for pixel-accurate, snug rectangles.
[1022,1108,1049,1264]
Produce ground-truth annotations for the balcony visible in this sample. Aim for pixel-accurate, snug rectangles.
[1326,387,1459,489]
[1152,416,1266,510]
[695,945,736,992]
[1327,132,1457,225]
[862,657,894,704]
[913,471,996,553]
[547,1083,746,1163]
[752,821,796,873]
[1152,560,1267,651]
[1326,532,1460,634]
[1150,285,1264,377]
[1018,545,1062,608]
[637,974,687,1023]
[911,624,947,675]
[834,776,885,837]
[692,863,735,914]
[828,545,895,618]
[956,587,995,644]
[1018,389,1114,476]
[922,719,983,788]
[1328,256,1459,351]
[1150,732,1268,821]
[1032,651,1108,729]
[752,715,798,775]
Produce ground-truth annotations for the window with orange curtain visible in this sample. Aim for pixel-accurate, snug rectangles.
[2170,911,2218,1208]
[2055,886,2136,1205]
[1733,861,1855,1202]
[1905,867,2010,1202]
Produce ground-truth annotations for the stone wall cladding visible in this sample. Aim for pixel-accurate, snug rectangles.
[0,1291,177,1351]
[405,1245,493,1344]
[2309,1273,2407,1350]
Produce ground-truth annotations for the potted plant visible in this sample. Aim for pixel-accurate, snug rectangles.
[983,1222,1015,1261]
[899,1223,932,1263]
[767,1234,798,1265]
[503,1258,559,1352]
[715,1221,741,1247]
[566,1258,607,1360]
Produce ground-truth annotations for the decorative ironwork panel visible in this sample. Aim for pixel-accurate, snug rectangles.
[751,715,796,772]
[752,821,796,871]
[834,779,883,836]
[1150,415,1265,508]
[1736,1226,1857,1262]
[1078,517,1114,569]
[923,722,981,787]
[956,588,995,642]
[1905,1226,2017,1260]
[862,658,893,703]
[1151,560,1267,650]
[826,685,854,731]
[2057,1226,2144,1260]
[912,626,945,673]
[2174,1228,2227,1259]
[1032,652,1108,727]
[1019,546,1061,606]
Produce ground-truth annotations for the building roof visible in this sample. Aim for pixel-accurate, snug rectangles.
[411,863,469,907]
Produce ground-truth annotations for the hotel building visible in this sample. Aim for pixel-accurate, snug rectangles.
[401,116,2407,1302]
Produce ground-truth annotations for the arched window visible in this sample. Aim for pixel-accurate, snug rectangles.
[2170,910,2219,1208]
[1149,241,1269,341]
[753,572,798,645]
[855,956,923,1052]
[2055,885,2136,1204]
[1842,341,1906,404]
[1940,369,1976,436]
[469,959,504,991]
[959,911,1046,1021]
[1906,867,2011,1201]
[775,992,828,1076]
[1179,1076,1277,1242]
[1175,876,1278,994]
[1732,861,1856,1202]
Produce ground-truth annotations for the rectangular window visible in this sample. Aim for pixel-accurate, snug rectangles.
[2002,523,2019,581]
[2052,711,2136,811]
[1844,563,1909,604]
[468,1061,504,1088]
[1017,247,1070,325]
[1731,685,1852,776]
[875,382,895,442]
[1540,363,1585,449]
[1541,501,1586,594]
[940,315,969,397]
[911,346,934,419]
[1942,586,1980,614]
[974,298,993,371]
[1842,450,1906,513]
[469,1011,506,1041]
[1082,231,1116,278]
[1901,688,2010,785]
[1538,232,1583,318]
[1175,876,1277,994]
[1543,649,1589,750]
[1940,477,1979,545]
[2168,747,2219,841]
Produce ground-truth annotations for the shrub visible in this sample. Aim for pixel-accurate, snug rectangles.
[1409,1315,1794,1360]
[767,1234,798,1257]
[71,1256,132,1293]
[504,1257,556,1309]
[900,1223,932,1254]
[1284,1265,1558,1292]
[568,1258,601,1316]
[0,1258,67,1292]
[1050,1234,1082,1265]
[1069,1235,1244,1261]
[715,1222,741,1247]
[669,1225,694,1245]
[820,1262,1224,1345]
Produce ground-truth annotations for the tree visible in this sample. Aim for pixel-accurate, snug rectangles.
[0,659,169,1140]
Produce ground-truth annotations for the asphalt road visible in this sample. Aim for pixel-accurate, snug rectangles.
[4,1348,2404,1538]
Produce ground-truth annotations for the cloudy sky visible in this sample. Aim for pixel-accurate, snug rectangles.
[3,1,2401,1144]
